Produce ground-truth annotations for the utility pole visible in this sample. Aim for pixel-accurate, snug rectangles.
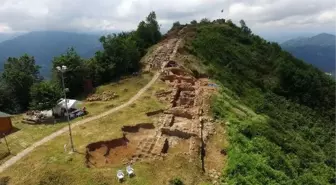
[3,133,10,154]
[57,65,75,152]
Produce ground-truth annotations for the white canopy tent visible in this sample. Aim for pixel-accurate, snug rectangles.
[52,99,82,116]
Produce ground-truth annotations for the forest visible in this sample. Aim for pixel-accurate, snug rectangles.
[0,12,161,113]
[183,20,335,184]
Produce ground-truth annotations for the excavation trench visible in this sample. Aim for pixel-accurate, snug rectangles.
[86,123,156,168]
[85,136,130,168]
[161,128,197,139]
[172,89,181,107]
[161,138,169,153]
[121,123,155,133]
[165,108,193,119]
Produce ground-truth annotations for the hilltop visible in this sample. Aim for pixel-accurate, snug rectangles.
[281,33,336,73]
[0,17,334,185]
[0,31,102,77]
[174,22,335,184]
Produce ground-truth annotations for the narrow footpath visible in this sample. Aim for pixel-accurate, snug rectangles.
[0,72,161,173]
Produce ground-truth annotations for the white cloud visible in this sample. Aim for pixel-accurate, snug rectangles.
[317,9,336,23]
[0,23,12,33]
[0,0,334,34]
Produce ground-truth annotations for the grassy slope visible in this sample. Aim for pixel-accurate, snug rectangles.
[2,21,334,185]
[0,77,225,185]
[181,22,335,184]
[0,33,228,184]
[0,79,166,185]
[0,73,153,164]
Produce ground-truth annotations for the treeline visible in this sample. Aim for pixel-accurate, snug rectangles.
[183,19,335,184]
[0,12,161,113]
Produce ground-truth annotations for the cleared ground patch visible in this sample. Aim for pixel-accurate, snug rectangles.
[0,73,153,164]
[86,123,156,168]
[0,35,228,185]
[0,79,166,184]
[0,77,227,185]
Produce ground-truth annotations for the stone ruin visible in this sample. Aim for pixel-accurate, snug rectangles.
[129,59,218,163]
[85,34,218,167]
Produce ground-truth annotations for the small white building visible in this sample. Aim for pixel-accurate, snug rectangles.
[52,99,82,116]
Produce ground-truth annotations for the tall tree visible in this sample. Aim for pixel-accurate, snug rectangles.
[0,79,19,113]
[94,32,141,84]
[29,81,62,110]
[200,18,211,24]
[136,11,161,49]
[170,21,181,31]
[239,19,252,34]
[52,48,85,98]
[2,54,41,111]
[146,11,161,44]
[190,20,197,25]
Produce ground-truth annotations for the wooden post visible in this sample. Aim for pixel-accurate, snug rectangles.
[3,133,10,154]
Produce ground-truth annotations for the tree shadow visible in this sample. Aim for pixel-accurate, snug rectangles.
[0,152,11,161]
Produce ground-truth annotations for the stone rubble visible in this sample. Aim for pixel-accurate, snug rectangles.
[130,28,218,164]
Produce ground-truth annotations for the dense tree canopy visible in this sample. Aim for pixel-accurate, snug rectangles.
[0,11,162,113]
[92,32,141,84]
[51,47,85,98]
[1,54,41,112]
[29,81,62,110]
[0,79,19,113]
[87,11,161,85]
[136,11,161,50]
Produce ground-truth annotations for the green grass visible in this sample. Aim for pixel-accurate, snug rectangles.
[0,79,225,185]
[0,73,153,164]
[190,22,336,185]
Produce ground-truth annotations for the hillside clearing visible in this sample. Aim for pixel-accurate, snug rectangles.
[0,33,229,185]
[0,78,227,185]
[0,73,153,164]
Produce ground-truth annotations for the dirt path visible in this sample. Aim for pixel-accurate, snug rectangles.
[0,72,161,173]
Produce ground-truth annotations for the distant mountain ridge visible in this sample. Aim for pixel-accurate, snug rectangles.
[0,33,22,43]
[0,31,103,77]
[282,33,335,47]
[281,33,335,73]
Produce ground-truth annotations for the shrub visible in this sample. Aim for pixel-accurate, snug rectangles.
[169,178,184,185]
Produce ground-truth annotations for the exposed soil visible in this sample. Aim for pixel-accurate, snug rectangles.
[161,138,169,153]
[161,128,197,139]
[87,141,136,168]
[86,123,156,167]
[121,123,155,133]
[85,28,219,170]
[0,64,162,173]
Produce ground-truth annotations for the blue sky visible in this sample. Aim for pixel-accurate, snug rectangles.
[0,0,335,42]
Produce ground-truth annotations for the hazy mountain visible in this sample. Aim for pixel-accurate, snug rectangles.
[281,33,335,73]
[0,32,23,43]
[0,31,102,77]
